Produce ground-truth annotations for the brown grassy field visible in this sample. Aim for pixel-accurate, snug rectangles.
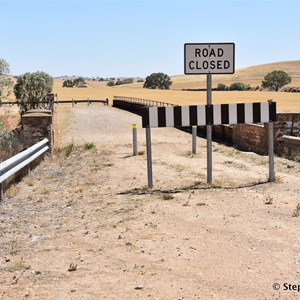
[2,60,297,113]
[52,60,300,112]
[53,80,300,113]
[170,60,300,89]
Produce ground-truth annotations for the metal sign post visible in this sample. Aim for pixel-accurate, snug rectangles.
[268,100,275,182]
[207,74,212,184]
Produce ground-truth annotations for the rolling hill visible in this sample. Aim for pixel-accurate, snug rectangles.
[170,60,300,90]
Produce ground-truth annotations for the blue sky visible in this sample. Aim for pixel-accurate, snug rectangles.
[1,0,300,78]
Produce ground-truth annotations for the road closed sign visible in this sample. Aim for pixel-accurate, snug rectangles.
[184,43,235,74]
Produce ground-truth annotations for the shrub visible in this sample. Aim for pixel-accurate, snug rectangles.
[83,142,95,150]
[229,82,249,91]
[61,142,75,157]
[106,80,115,87]
[216,83,228,91]
[14,71,53,115]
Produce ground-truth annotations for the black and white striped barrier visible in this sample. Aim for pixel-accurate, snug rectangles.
[142,101,276,189]
[142,102,276,128]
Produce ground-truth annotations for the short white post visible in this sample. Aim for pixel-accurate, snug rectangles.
[192,125,197,154]
[132,124,138,156]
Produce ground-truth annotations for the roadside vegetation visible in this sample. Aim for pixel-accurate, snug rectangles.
[62,77,87,88]
[216,70,291,92]
[14,71,54,115]
[106,78,134,87]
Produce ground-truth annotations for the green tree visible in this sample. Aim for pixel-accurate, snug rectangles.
[106,80,115,87]
[0,58,14,102]
[217,83,228,91]
[229,82,249,91]
[73,77,86,87]
[143,72,172,90]
[62,79,74,87]
[261,70,291,91]
[14,71,54,115]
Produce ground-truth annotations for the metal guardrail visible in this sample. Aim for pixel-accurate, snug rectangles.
[0,138,49,201]
[282,135,300,148]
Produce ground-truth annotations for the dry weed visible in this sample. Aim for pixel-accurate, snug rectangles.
[292,203,300,217]
[5,184,20,198]
[264,195,273,205]
[40,187,51,195]
[23,176,34,186]
[274,175,283,183]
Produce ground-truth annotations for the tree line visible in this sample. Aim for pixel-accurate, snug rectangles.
[216,70,291,91]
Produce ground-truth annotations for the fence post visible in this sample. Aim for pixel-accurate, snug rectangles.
[72,98,74,107]
[106,98,109,106]
[192,126,197,154]
[146,127,153,189]
[268,100,275,182]
[87,98,90,106]
[133,124,138,156]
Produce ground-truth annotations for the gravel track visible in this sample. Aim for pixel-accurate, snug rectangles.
[0,105,300,299]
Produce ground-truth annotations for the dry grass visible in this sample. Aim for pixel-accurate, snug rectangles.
[53,82,300,113]
[171,60,300,89]
[5,184,20,198]
[2,60,300,113]
[51,60,300,113]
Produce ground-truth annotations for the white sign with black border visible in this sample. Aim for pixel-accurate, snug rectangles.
[184,43,235,74]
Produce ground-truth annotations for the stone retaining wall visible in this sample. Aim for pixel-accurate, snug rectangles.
[21,110,53,150]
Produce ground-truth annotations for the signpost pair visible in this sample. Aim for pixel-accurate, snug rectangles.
[142,43,276,188]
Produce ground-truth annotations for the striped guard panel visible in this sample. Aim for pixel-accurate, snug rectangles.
[260,103,269,123]
[181,106,190,127]
[165,106,174,127]
[149,107,158,128]
[269,101,276,122]
[189,106,198,125]
[157,107,166,127]
[197,105,206,126]
[228,104,237,124]
[213,105,222,125]
[142,102,276,128]
[244,103,253,123]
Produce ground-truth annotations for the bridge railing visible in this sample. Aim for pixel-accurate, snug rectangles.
[0,138,49,201]
[113,96,174,107]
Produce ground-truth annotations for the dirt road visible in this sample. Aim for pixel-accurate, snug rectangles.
[1,105,300,299]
